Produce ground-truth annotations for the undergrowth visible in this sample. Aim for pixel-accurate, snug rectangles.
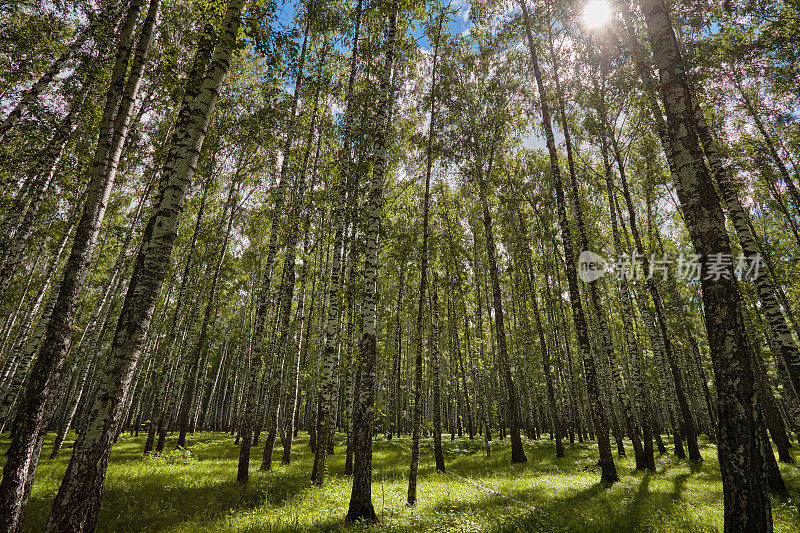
[2,431,798,532]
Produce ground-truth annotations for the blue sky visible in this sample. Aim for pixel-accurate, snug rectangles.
[272,0,475,52]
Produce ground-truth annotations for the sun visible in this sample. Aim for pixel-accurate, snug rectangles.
[583,0,612,30]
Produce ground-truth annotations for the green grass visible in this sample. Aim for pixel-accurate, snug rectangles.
[3,431,799,532]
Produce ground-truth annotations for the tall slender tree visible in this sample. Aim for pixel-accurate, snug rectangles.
[44,1,242,528]
[0,0,161,527]
[346,0,399,521]
[637,0,772,529]
[408,5,444,506]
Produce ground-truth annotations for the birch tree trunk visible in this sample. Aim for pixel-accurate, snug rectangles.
[515,209,565,458]
[52,173,155,458]
[0,219,72,427]
[733,76,800,215]
[688,73,800,407]
[283,126,323,465]
[50,254,127,458]
[282,237,309,465]
[602,174,656,470]
[0,279,61,432]
[345,0,398,521]
[148,172,214,454]
[177,178,238,448]
[617,3,703,462]
[312,0,362,485]
[519,0,616,482]
[477,146,527,463]
[408,6,443,505]
[431,271,445,472]
[43,1,240,529]
[473,232,493,453]
[262,70,321,469]
[637,0,771,529]
[238,2,311,485]
[0,1,158,527]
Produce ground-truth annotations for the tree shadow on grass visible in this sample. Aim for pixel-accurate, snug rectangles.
[669,461,703,503]
[490,473,690,532]
[396,477,617,532]
[15,432,320,533]
[22,460,316,533]
[428,446,721,533]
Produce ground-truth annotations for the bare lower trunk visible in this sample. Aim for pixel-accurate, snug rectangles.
[0,1,155,527]
[345,0,397,521]
[43,2,238,529]
[638,0,771,529]
[519,0,615,482]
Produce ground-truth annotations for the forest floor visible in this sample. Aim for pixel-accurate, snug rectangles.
[4,431,800,532]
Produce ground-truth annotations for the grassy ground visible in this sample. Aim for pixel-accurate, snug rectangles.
[3,431,799,532]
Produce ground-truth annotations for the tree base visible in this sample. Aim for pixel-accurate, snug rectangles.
[345,502,377,524]
[600,469,620,484]
[511,453,528,464]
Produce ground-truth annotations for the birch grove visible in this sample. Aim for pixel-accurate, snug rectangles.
[1,0,800,531]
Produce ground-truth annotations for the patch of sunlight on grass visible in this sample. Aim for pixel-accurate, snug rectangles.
[1,430,798,532]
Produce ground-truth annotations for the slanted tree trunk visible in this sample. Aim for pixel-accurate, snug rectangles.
[651,222,719,441]
[50,253,126,458]
[49,175,156,458]
[586,54,658,469]
[689,73,800,413]
[619,3,703,463]
[732,76,800,215]
[0,242,41,359]
[0,13,103,142]
[43,2,239,529]
[0,1,158,527]
[637,0,771,529]
[0,98,83,301]
[519,0,616,482]
[145,167,214,453]
[0,279,60,432]
[553,32,644,468]
[0,219,72,430]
